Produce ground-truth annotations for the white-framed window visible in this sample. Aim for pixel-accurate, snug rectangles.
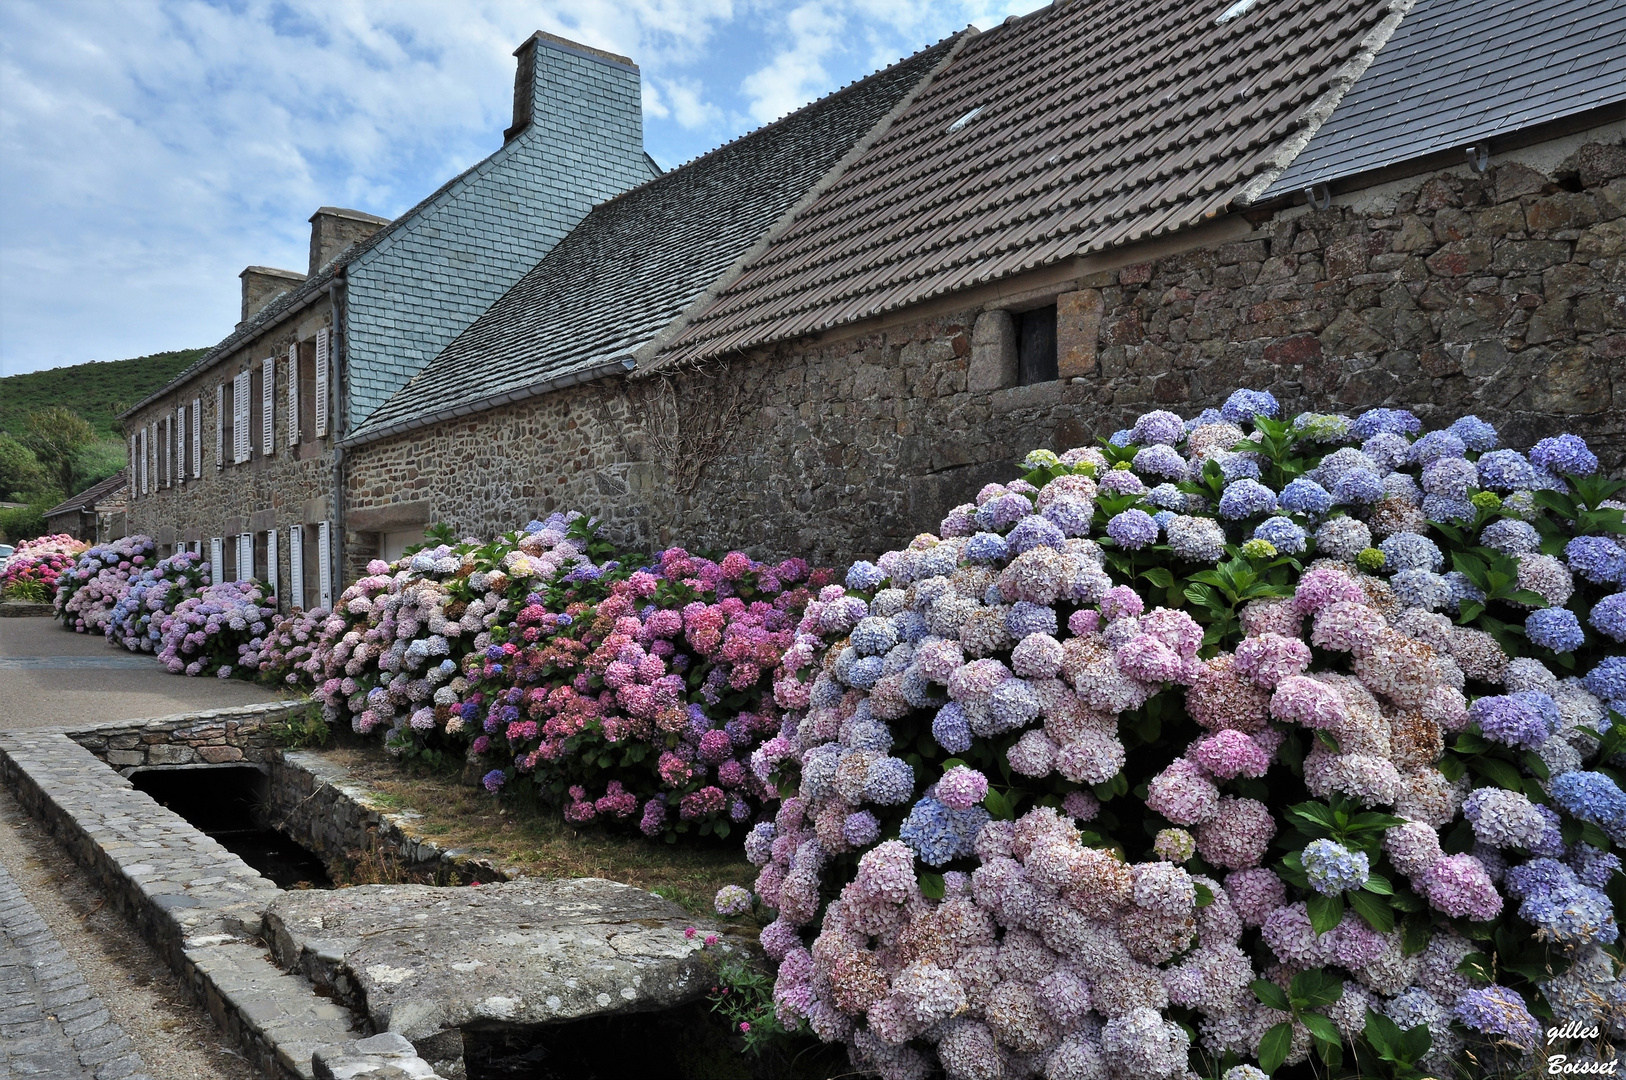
[137,426,148,494]
[175,406,185,485]
[262,354,276,457]
[237,533,253,583]
[209,537,223,586]
[129,433,138,498]
[317,520,332,608]
[215,384,225,469]
[287,342,300,449]
[266,527,279,603]
[288,524,305,610]
[315,327,330,438]
[233,371,251,464]
[149,422,157,491]
[191,398,202,478]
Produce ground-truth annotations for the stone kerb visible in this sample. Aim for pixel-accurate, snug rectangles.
[0,728,365,1079]
[68,699,307,771]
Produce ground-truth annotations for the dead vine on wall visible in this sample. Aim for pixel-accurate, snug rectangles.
[626,368,746,494]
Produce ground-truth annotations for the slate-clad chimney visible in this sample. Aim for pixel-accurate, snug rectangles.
[308,207,392,278]
[239,265,306,325]
[504,32,644,152]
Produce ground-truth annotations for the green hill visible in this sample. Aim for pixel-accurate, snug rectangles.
[0,348,207,440]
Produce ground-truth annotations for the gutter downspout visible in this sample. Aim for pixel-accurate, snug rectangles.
[328,278,347,591]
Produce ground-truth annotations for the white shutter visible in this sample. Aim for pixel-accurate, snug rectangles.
[314,327,330,438]
[149,423,157,491]
[266,528,279,602]
[210,537,223,586]
[164,415,173,487]
[317,520,332,608]
[215,384,224,469]
[287,342,300,448]
[233,371,251,463]
[238,533,253,583]
[262,355,276,457]
[129,434,137,498]
[175,406,185,485]
[289,525,305,610]
[138,427,147,494]
[191,398,202,477]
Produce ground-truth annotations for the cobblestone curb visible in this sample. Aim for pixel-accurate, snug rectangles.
[0,727,364,1079]
[0,860,151,1080]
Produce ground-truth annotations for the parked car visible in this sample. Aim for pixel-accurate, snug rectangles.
[0,544,14,571]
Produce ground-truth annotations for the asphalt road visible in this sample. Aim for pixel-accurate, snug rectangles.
[0,616,282,731]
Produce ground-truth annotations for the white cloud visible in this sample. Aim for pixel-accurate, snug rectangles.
[0,0,1035,377]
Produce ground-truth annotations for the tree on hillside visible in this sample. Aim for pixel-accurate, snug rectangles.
[21,406,96,496]
[0,433,49,502]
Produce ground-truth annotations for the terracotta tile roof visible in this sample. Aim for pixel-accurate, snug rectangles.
[345,36,958,444]
[1265,0,1626,197]
[653,0,1403,368]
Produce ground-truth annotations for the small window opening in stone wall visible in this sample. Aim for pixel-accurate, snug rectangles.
[222,380,235,462]
[1016,305,1058,385]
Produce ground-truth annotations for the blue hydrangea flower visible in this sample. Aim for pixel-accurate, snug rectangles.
[1218,479,1278,519]
[895,610,929,643]
[1590,592,1626,643]
[899,795,990,866]
[1442,571,1485,613]
[1530,434,1599,477]
[1361,432,1411,472]
[1480,518,1542,555]
[1582,657,1626,702]
[1520,883,1619,944]
[1422,456,1477,497]
[1315,447,1380,487]
[917,545,958,578]
[1006,601,1059,639]
[1108,429,1135,447]
[1470,691,1561,750]
[846,561,886,592]
[1040,496,1093,537]
[1383,471,1423,505]
[1351,408,1422,439]
[1221,388,1280,423]
[850,616,900,657]
[1184,408,1224,431]
[1131,409,1185,446]
[1448,414,1499,451]
[1106,508,1159,549]
[1423,494,1476,524]
[1526,608,1585,652]
[1380,532,1444,573]
[1152,509,1175,532]
[988,679,1042,733]
[1569,844,1622,889]
[1253,516,1307,554]
[847,655,885,689]
[1550,772,1626,842]
[1213,453,1258,483]
[1279,478,1333,516]
[1133,443,1189,480]
[862,757,917,805]
[1453,987,1540,1049]
[1476,449,1538,492]
[1144,483,1187,511]
[976,492,1033,531]
[1503,857,1576,901]
[1408,430,1467,466]
[1566,536,1626,584]
[933,702,972,754]
[1332,469,1385,505]
[1302,839,1369,894]
[1392,569,1452,610]
[965,532,1010,564]
[1007,515,1066,554]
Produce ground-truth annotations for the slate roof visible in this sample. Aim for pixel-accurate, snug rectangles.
[1266,0,1626,198]
[345,36,959,444]
[43,469,128,518]
[652,0,1403,368]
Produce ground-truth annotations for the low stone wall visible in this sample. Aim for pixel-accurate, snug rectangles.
[69,699,306,770]
[0,601,53,617]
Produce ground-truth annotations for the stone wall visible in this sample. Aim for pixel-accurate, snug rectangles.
[344,134,1624,570]
[68,700,302,770]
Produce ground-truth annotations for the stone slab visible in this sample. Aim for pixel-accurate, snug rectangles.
[266,878,752,1046]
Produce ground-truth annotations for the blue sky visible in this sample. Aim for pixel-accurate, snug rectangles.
[0,0,1033,377]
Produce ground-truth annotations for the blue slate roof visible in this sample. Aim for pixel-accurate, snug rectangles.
[1265,0,1626,198]
[345,35,960,445]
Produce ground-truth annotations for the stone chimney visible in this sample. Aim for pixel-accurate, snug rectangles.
[504,32,642,146]
[239,266,307,325]
[308,207,392,277]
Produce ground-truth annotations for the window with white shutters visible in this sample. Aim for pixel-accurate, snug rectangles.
[129,434,137,498]
[233,371,251,463]
[287,342,300,449]
[175,406,185,485]
[289,525,305,610]
[238,533,253,583]
[266,528,279,603]
[191,399,202,477]
[138,427,148,494]
[315,327,330,438]
[262,355,276,457]
[163,415,172,487]
[317,520,333,608]
[149,423,157,491]
[210,538,223,586]
[215,384,225,469]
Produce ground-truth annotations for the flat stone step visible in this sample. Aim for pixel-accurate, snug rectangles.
[265,878,755,1076]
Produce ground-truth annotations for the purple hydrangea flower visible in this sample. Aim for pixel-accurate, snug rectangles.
[975,492,1032,531]
[1480,518,1541,555]
[1253,516,1307,554]
[1107,509,1159,549]
[1476,449,1538,492]
[1525,607,1585,652]
[1469,691,1561,750]
[846,561,886,592]
[1279,478,1333,516]
[1332,469,1385,505]
[1218,479,1278,519]
[1566,536,1626,584]
[1351,408,1421,439]
[1453,987,1539,1049]
[1530,434,1598,477]
[482,769,506,792]
[1408,430,1467,466]
[1133,443,1189,480]
[1131,410,1186,446]
[1361,432,1411,471]
[1590,592,1626,642]
[965,532,1009,563]
[1221,388,1280,423]
[1006,601,1059,639]
[1448,415,1499,451]
[1007,515,1066,554]
[932,702,972,754]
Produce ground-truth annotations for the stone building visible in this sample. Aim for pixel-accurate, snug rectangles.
[338,0,1625,571]
[119,32,659,606]
[42,469,128,543]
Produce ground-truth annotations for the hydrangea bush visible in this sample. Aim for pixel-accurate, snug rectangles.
[106,550,211,652]
[155,579,271,677]
[54,535,156,633]
[1,534,86,597]
[735,396,1624,1080]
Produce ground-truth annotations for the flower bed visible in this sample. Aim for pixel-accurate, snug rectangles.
[156,579,270,676]
[732,396,1623,1079]
[107,549,211,652]
[1,534,87,599]
[54,535,155,633]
